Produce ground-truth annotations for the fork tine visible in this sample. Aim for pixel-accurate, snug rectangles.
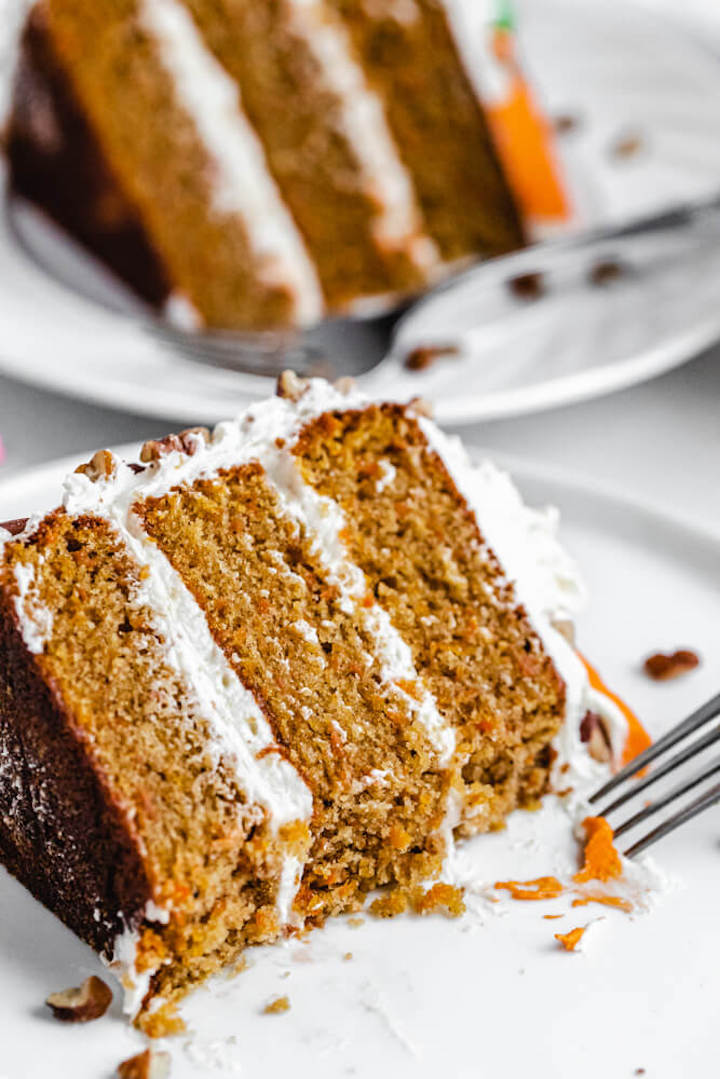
[143,320,332,377]
[597,720,720,817]
[589,690,720,804]
[613,757,720,840]
[623,778,720,858]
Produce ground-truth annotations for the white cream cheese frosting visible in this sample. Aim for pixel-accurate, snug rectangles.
[417,417,629,793]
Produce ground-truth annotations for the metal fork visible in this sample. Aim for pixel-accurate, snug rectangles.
[590,692,720,857]
[143,190,720,373]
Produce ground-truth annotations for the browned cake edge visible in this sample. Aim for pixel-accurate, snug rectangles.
[5,7,171,307]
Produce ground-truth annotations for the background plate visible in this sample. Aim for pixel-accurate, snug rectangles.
[2,0,720,423]
[1,449,718,1078]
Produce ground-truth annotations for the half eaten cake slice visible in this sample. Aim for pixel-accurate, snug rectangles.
[0,375,630,1032]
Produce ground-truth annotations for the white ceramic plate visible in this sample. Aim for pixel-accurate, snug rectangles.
[2,0,720,424]
[1,448,719,1079]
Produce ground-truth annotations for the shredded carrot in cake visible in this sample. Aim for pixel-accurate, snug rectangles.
[495,876,564,901]
[574,816,623,884]
[572,894,633,913]
[543,914,564,920]
[555,926,586,952]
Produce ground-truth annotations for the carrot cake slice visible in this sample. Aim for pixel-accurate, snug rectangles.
[0,374,627,1031]
[2,0,561,329]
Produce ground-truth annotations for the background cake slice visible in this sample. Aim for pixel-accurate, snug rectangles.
[0,375,625,1030]
[4,0,533,329]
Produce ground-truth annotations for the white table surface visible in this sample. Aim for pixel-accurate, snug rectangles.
[0,0,719,535]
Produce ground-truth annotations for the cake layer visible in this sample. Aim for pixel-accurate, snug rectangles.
[8,0,526,328]
[292,401,565,832]
[0,508,313,1025]
[136,460,452,921]
[44,0,324,328]
[328,0,525,260]
[181,0,439,309]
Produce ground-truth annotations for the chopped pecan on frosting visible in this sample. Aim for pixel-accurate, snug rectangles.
[579,710,613,764]
[551,618,576,646]
[117,1049,171,1079]
[407,396,433,418]
[140,427,210,463]
[276,370,310,402]
[643,649,700,681]
[333,376,357,394]
[45,975,113,1022]
[75,449,116,482]
[0,518,29,537]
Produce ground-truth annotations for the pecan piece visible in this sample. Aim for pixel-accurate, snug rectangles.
[404,344,459,371]
[579,710,613,764]
[507,271,546,301]
[45,975,113,1022]
[644,649,700,681]
[588,259,626,287]
[554,113,582,135]
[0,518,28,536]
[407,396,434,418]
[140,427,210,463]
[333,376,357,394]
[117,1049,171,1079]
[276,370,310,402]
[551,618,576,646]
[611,131,645,158]
[75,449,116,482]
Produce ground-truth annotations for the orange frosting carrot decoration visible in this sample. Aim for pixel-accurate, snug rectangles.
[485,9,570,222]
[579,654,652,767]
[573,816,622,884]
[555,926,586,952]
[495,876,564,901]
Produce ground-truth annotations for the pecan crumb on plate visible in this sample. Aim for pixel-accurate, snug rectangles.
[45,975,112,1023]
[553,113,582,134]
[644,649,700,681]
[507,271,546,300]
[588,259,626,287]
[404,345,459,371]
[611,131,645,158]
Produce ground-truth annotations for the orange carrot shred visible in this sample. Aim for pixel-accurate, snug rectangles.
[573,817,623,884]
[495,876,564,901]
[572,894,633,913]
[555,926,586,952]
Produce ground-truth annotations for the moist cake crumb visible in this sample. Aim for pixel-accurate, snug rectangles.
[263,995,291,1015]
